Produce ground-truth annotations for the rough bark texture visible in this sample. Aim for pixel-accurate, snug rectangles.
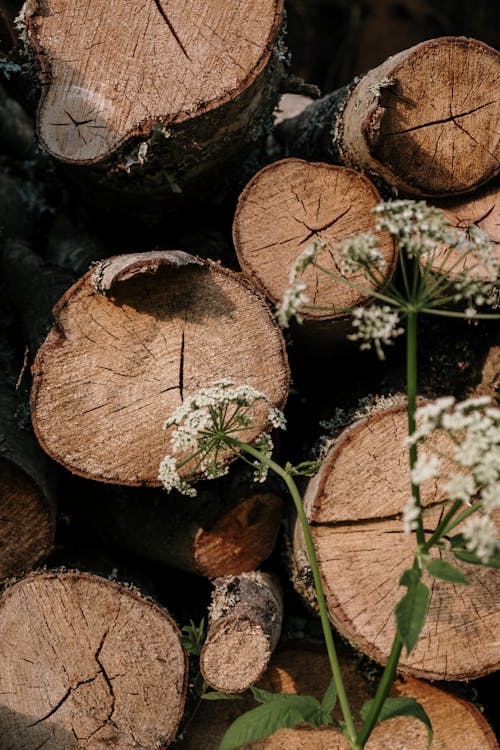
[179,641,498,749]
[233,158,396,321]
[200,572,283,693]
[67,473,283,578]
[0,570,187,749]
[0,373,56,579]
[31,251,290,486]
[276,37,500,197]
[21,0,286,218]
[291,404,500,681]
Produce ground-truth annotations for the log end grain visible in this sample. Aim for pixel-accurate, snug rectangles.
[0,570,187,749]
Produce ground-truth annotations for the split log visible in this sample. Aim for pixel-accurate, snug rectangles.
[31,251,290,486]
[233,159,396,322]
[200,572,283,693]
[291,403,500,681]
[67,475,283,578]
[0,373,56,579]
[179,641,498,749]
[0,569,187,748]
[21,0,285,215]
[275,37,500,197]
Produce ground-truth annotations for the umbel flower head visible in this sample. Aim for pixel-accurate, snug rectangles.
[158,380,286,497]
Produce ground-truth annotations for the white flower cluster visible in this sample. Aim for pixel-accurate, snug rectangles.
[450,225,500,316]
[158,380,286,497]
[348,305,404,360]
[275,241,325,328]
[403,493,421,533]
[373,200,453,258]
[407,396,500,563]
[338,232,387,276]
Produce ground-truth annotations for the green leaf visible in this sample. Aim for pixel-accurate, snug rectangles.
[218,694,331,750]
[452,549,500,568]
[251,686,290,703]
[180,618,205,656]
[360,697,433,748]
[395,581,430,654]
[427,559,471,584]
[320,677,338,714]
[399,568,419,587]
[202,691,243,701]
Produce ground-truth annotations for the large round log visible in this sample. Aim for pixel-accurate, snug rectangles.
[233,158,396,322]
[31,251,290,486]
[275,37,500,197]
[292,404,500,681]
[0,570,187,748]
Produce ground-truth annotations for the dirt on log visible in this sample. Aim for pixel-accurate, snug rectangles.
[200,572,283,693]
[291,403,500,681]
[275,37,500,198]
[0,570,187,749]
[20,0,285,216]
[233,158,396,322]
[30,251,290,486]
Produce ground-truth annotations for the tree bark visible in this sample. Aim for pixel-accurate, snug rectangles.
[291,403,500,681]
[20,0,286,218]
[0,569,187,749]
[200,572,283,693]
[233,158,396,322]
[31,251,290,486]
[67,473,283,578]
[275,37,500,198]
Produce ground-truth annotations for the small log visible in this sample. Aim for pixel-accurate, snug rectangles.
[31,251,290,486]
[291,404,500,681]
[0,372,56,579]
[0,569,187,748]
[21,0,285,213]
[200,572,283,693]
[275,37,500,197]
[179,641,498,749]
[67,474,283,578]
[233,158,396,322]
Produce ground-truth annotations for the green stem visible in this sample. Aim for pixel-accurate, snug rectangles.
[421,308,500,320]
[424,499,462,550]
[226,438,358,746]
[442,502,481,535]
[407,311,425,546]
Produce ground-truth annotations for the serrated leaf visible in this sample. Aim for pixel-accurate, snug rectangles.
[320,677,338,714]
[452,549,500,568]
[218,695,330,750]
[427,559,471,584]
[202,691,243,701]
[360,697,433,748]
[395,581,430,654]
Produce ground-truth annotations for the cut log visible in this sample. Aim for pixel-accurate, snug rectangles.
[179,641,499,749]
[275,37,500,197]
[0,373,56,579]
[200,572,283,693]
[31,251,290,486]
[67,473,283,578]
[233,158,396,321]
[0,570,187,748]
[21,0,285,214]
[291,404,500,680]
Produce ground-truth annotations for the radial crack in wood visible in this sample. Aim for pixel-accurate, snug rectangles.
[0,570,187,749]
[30,251,289,486]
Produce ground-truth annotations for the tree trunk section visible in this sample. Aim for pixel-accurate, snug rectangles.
[179,641,498,749]
[21,0,285,218]
[31,251,290,486]
[233,158,396,322]
[292,404,500,681]
[67,473,283,578]
[200,572,283,693]
[0,570,187,749]
[275,37,500,198]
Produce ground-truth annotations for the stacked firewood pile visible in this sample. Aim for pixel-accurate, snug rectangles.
[0,1,499,748]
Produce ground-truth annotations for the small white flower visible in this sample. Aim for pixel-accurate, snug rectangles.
[411,453,441,485]
[462,514,499,564]
[373,200,451,258]
[275,279,310,327]
[348,305,404,360]
[403,494,421,533]
[481,482,500,513]
[443,473,476,504]
[338,232,385,275]
[268,407,287,430]
[158,455,197,497]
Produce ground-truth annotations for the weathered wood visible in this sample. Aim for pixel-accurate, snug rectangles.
[67,474,283,578]
[292,404,500,681]
[200,572,283,692]
[233,158,396,321]
[21,0,285,216]
[276,37,500,197]
[31,251,290,486]
[0,570,187,748]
